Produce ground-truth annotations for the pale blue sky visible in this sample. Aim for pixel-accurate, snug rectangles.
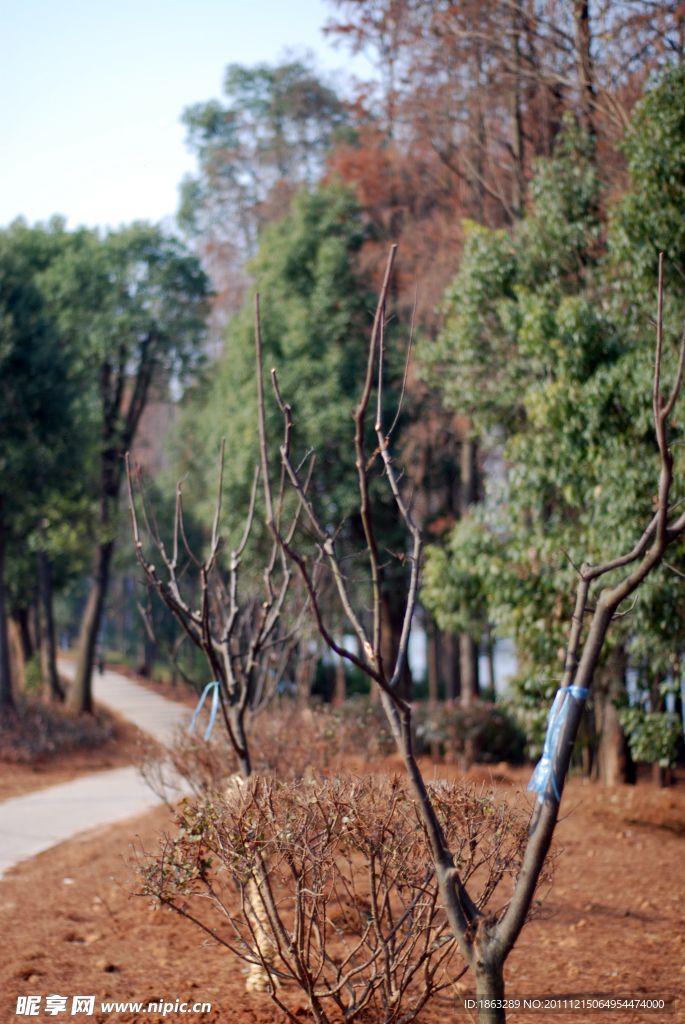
[0,0,371,230]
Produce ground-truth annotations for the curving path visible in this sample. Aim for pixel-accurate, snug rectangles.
[0,661,190,878]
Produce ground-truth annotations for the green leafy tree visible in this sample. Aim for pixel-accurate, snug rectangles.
[421,84,685,780]
[39,223,209,714]
[619,704,682,770]
[180,58,348,281]
[0,220,79,711]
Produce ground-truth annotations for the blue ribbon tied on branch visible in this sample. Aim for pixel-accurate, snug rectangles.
[528,685,589,801]
[189,681,221,741]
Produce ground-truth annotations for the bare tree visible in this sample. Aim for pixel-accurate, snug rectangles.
[257,246,685,1021]
[126,445,311,780]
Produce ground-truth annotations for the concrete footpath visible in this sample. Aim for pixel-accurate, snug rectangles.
[58,660,190,747]
[0,661,192,878]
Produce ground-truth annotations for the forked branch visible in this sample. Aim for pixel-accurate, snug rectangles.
[126,447,305,780]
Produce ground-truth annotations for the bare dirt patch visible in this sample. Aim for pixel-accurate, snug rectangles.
[0,767,683,1022]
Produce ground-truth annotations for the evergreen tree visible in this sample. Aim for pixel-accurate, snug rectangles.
[0,220,78,711]
[39,223,209,713]
[421,77,685,781]
[176,182,413,692]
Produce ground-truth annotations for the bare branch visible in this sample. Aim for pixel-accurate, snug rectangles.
[387,286,417,441]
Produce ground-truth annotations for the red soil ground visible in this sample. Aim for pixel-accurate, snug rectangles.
[1,761,683,1023]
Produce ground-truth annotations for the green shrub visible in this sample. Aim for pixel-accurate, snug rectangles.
[618,707,682,768]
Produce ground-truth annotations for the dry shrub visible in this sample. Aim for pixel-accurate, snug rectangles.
[140,697,396,801]
[0,697,115,763]
[138,774,550,1024]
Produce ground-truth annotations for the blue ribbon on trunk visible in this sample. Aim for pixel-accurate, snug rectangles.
[189,681,221,741]
[528,685,589,801]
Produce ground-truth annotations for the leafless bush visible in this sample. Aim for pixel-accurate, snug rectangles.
[137,774,550,1024]
[138,696,399,803]
[0,697,115,763]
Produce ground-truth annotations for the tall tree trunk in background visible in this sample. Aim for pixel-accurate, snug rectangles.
[459,436,479,705]
[333,639,346,705]
[510,13,524,218]
[115,574,126,656]
[381,591,413,701]
[29,601,40,655]
[296,638,315,704]
[650,673,667,789]
[573,0,596,136]
[426,616,441,759]
[8,618,26,691]
[0,515,14,709]
[475,90,486,223]
[484,623,496,697]
[460,633,479,705]
[15,607,34,662]
[460,435,477,512]
[596,647,630,785]
[70,316,160,713]
[38,546,63,702]
[427,615,440,703]
[142,632,156,678]
[598,698,629,785]
[68,539,114,713]
[442,631,460,701]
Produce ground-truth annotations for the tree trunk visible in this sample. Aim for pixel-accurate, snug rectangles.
[29,599,40,656]
[68,540,115,714]
[333,640,346,705]
[473,51,487,224]
[474,962,506,1024]
[443,631,461,701]
[0,516,14,709]
[231,706,252,780]
[485,623,496,697]
[460,632,479,706]
[8,617,26,691]
[15,606,34,662]
[426,616,441,759]
[596,648,630,785]
[427,615,439,703]
[142,632,156,678]
[38,548,63,702]
[578,703,598,778]
[573,0,596,136]
[296,640,315,705]
[115,574,126,656]
[459,434,479,707]
[598,699,630,785]
[648,672,668,788]
[381,591,413,701]
[510,14,524,218]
